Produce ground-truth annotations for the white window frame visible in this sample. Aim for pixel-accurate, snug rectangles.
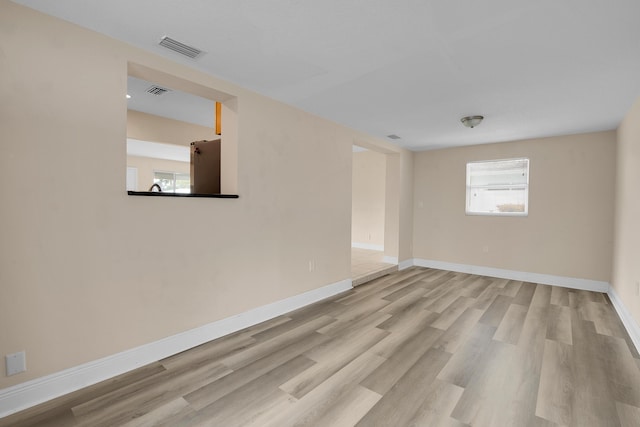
[465,158,529,217]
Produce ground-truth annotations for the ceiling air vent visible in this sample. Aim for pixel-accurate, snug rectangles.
[158,36,203,59]
[387,134,401,140]
[146,85,171,96]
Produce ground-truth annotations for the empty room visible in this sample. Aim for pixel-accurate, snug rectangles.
[1,1,639,426]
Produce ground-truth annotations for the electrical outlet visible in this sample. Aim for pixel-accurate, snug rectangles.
[308,260,315,273]
[6,351,26,376]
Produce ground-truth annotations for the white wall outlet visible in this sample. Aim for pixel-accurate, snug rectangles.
[6,351,26,376]
[308,260,315,273]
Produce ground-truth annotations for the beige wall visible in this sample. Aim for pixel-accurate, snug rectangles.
[612,96,640,327]
[127,110,215,147]
[384,154,400,259]
[413,131,616,281]
[398,150,415,263]
[127,156,190,192]
[0,2,412,390]
[352,150,386,247]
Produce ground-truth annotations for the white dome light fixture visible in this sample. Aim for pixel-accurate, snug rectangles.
[461,115,484,128]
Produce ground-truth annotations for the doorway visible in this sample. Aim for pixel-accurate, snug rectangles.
[351,145,398,285]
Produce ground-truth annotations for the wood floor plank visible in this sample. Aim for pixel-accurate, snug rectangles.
[430,296,477,331]
[360,325,443,395]
[535,339,574,426]
[313,308,389,345]
[380,273,434,301]
[513,282,536,306]
[250,316,323,342]
[470,286,500,311]
[493,303,528,344]
[281,327,388,398]
[7,409,78,427]
[499,303,550,427]
[73,361,232,427]
[380,287,428,315]
[478,294,513,327]
[546,304,573,345]
[183,355,315,427]
[449,340,516,426]
[582,300,638,357]
[0,363,167,427]
[183,331,327,410]
[376,298,437,332]
[432,307,484,354]
[356,348,452,427]
[437,322,497,388]
[594,333,640,408]
[302,385,381,427]
[616,402,640,427]
[422,283,465,313]
[405,380,467,427]
[252,352,387,427]
[531,283,553,307]
[422,272,469,299]
[286,297,344,320]
[460,277,492,299]
[220,315,335,370]
[570,310,623,427]
[498,279,524,297]
[550,285,570,306]
[368,309,438,358]
[316,298,389,335]
[119,397,190,427]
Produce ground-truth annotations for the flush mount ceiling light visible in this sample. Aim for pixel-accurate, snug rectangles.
[460,115,484,128]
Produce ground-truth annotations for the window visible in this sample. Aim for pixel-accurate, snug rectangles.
[466,158,529,216]
[154,171,191,193]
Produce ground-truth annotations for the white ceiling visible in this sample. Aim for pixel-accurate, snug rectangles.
[13,0,640,150]
[127,76,215,128]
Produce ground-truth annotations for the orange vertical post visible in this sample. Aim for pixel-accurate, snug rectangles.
[215,102,221,135]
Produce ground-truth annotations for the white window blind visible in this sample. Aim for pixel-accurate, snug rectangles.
[466,158,529,216]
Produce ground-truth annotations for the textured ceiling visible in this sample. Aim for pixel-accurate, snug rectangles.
[13,0,640,150]
[127,76,215,128]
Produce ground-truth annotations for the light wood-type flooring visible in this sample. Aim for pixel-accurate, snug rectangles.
[351,247,397,286]
[2,267,640,427]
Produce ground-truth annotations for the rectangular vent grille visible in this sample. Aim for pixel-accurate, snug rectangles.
[159,36,203,59]
[387,134,401,140]
[146,85,170,96]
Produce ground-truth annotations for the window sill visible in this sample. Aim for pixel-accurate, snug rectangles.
[465,211,527,217]
[127,191,239,199]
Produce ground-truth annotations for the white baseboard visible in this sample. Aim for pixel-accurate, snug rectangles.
[351,242,384,251]
[398,259,413,271]
[412,258,610,292]
[0,279,353,419]
[382,256,398,264]
[607,286,640,354]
